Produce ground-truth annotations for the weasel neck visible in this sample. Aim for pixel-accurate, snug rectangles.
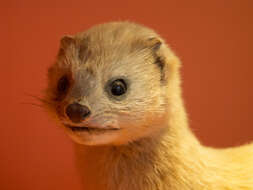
[73,103,204,190]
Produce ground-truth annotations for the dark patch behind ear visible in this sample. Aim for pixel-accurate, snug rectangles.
[154,54,166,84]
[147,37,167,83]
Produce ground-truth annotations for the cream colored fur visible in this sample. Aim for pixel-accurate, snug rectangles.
[45,22,253,190]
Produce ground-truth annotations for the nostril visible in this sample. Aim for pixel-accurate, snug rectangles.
[82,110,90,118]
[66,103,91,123]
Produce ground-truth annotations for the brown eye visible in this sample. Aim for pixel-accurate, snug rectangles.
[57,75,69,93]
[110,79,127,96]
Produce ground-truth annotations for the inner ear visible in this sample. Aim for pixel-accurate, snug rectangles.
[147,37,162,51]
[60,35,75,49]
[57,35,76,58]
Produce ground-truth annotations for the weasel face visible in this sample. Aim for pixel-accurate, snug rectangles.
[45,22,179,145]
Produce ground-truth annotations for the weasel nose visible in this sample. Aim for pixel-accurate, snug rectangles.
[66,103,91,123]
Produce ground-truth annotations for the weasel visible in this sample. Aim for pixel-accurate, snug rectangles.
[44,22,253,190]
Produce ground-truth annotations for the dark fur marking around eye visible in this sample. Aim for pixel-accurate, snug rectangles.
[54,75,70,101]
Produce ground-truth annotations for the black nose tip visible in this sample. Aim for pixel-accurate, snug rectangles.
[65,103,91,123]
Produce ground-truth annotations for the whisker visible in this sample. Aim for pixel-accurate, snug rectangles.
[20,102,44,108]
[24,92,53,105]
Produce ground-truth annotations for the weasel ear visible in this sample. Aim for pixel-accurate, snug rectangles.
[145,37,180,84]
[145,37,168,83]
[60,35,75,49]
[58,35,76,57]
[147,37,162,51]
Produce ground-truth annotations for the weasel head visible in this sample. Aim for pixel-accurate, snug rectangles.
[44,22,181,146]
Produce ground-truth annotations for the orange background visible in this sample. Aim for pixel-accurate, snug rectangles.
[2,0,253,189]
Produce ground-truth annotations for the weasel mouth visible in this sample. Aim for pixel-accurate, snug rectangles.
[65,125,119,132]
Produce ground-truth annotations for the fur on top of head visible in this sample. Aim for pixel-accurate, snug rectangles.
[45,21,181,146]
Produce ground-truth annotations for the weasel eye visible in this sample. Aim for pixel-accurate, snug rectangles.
[57,75,69,93]
[110,79,127,96]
